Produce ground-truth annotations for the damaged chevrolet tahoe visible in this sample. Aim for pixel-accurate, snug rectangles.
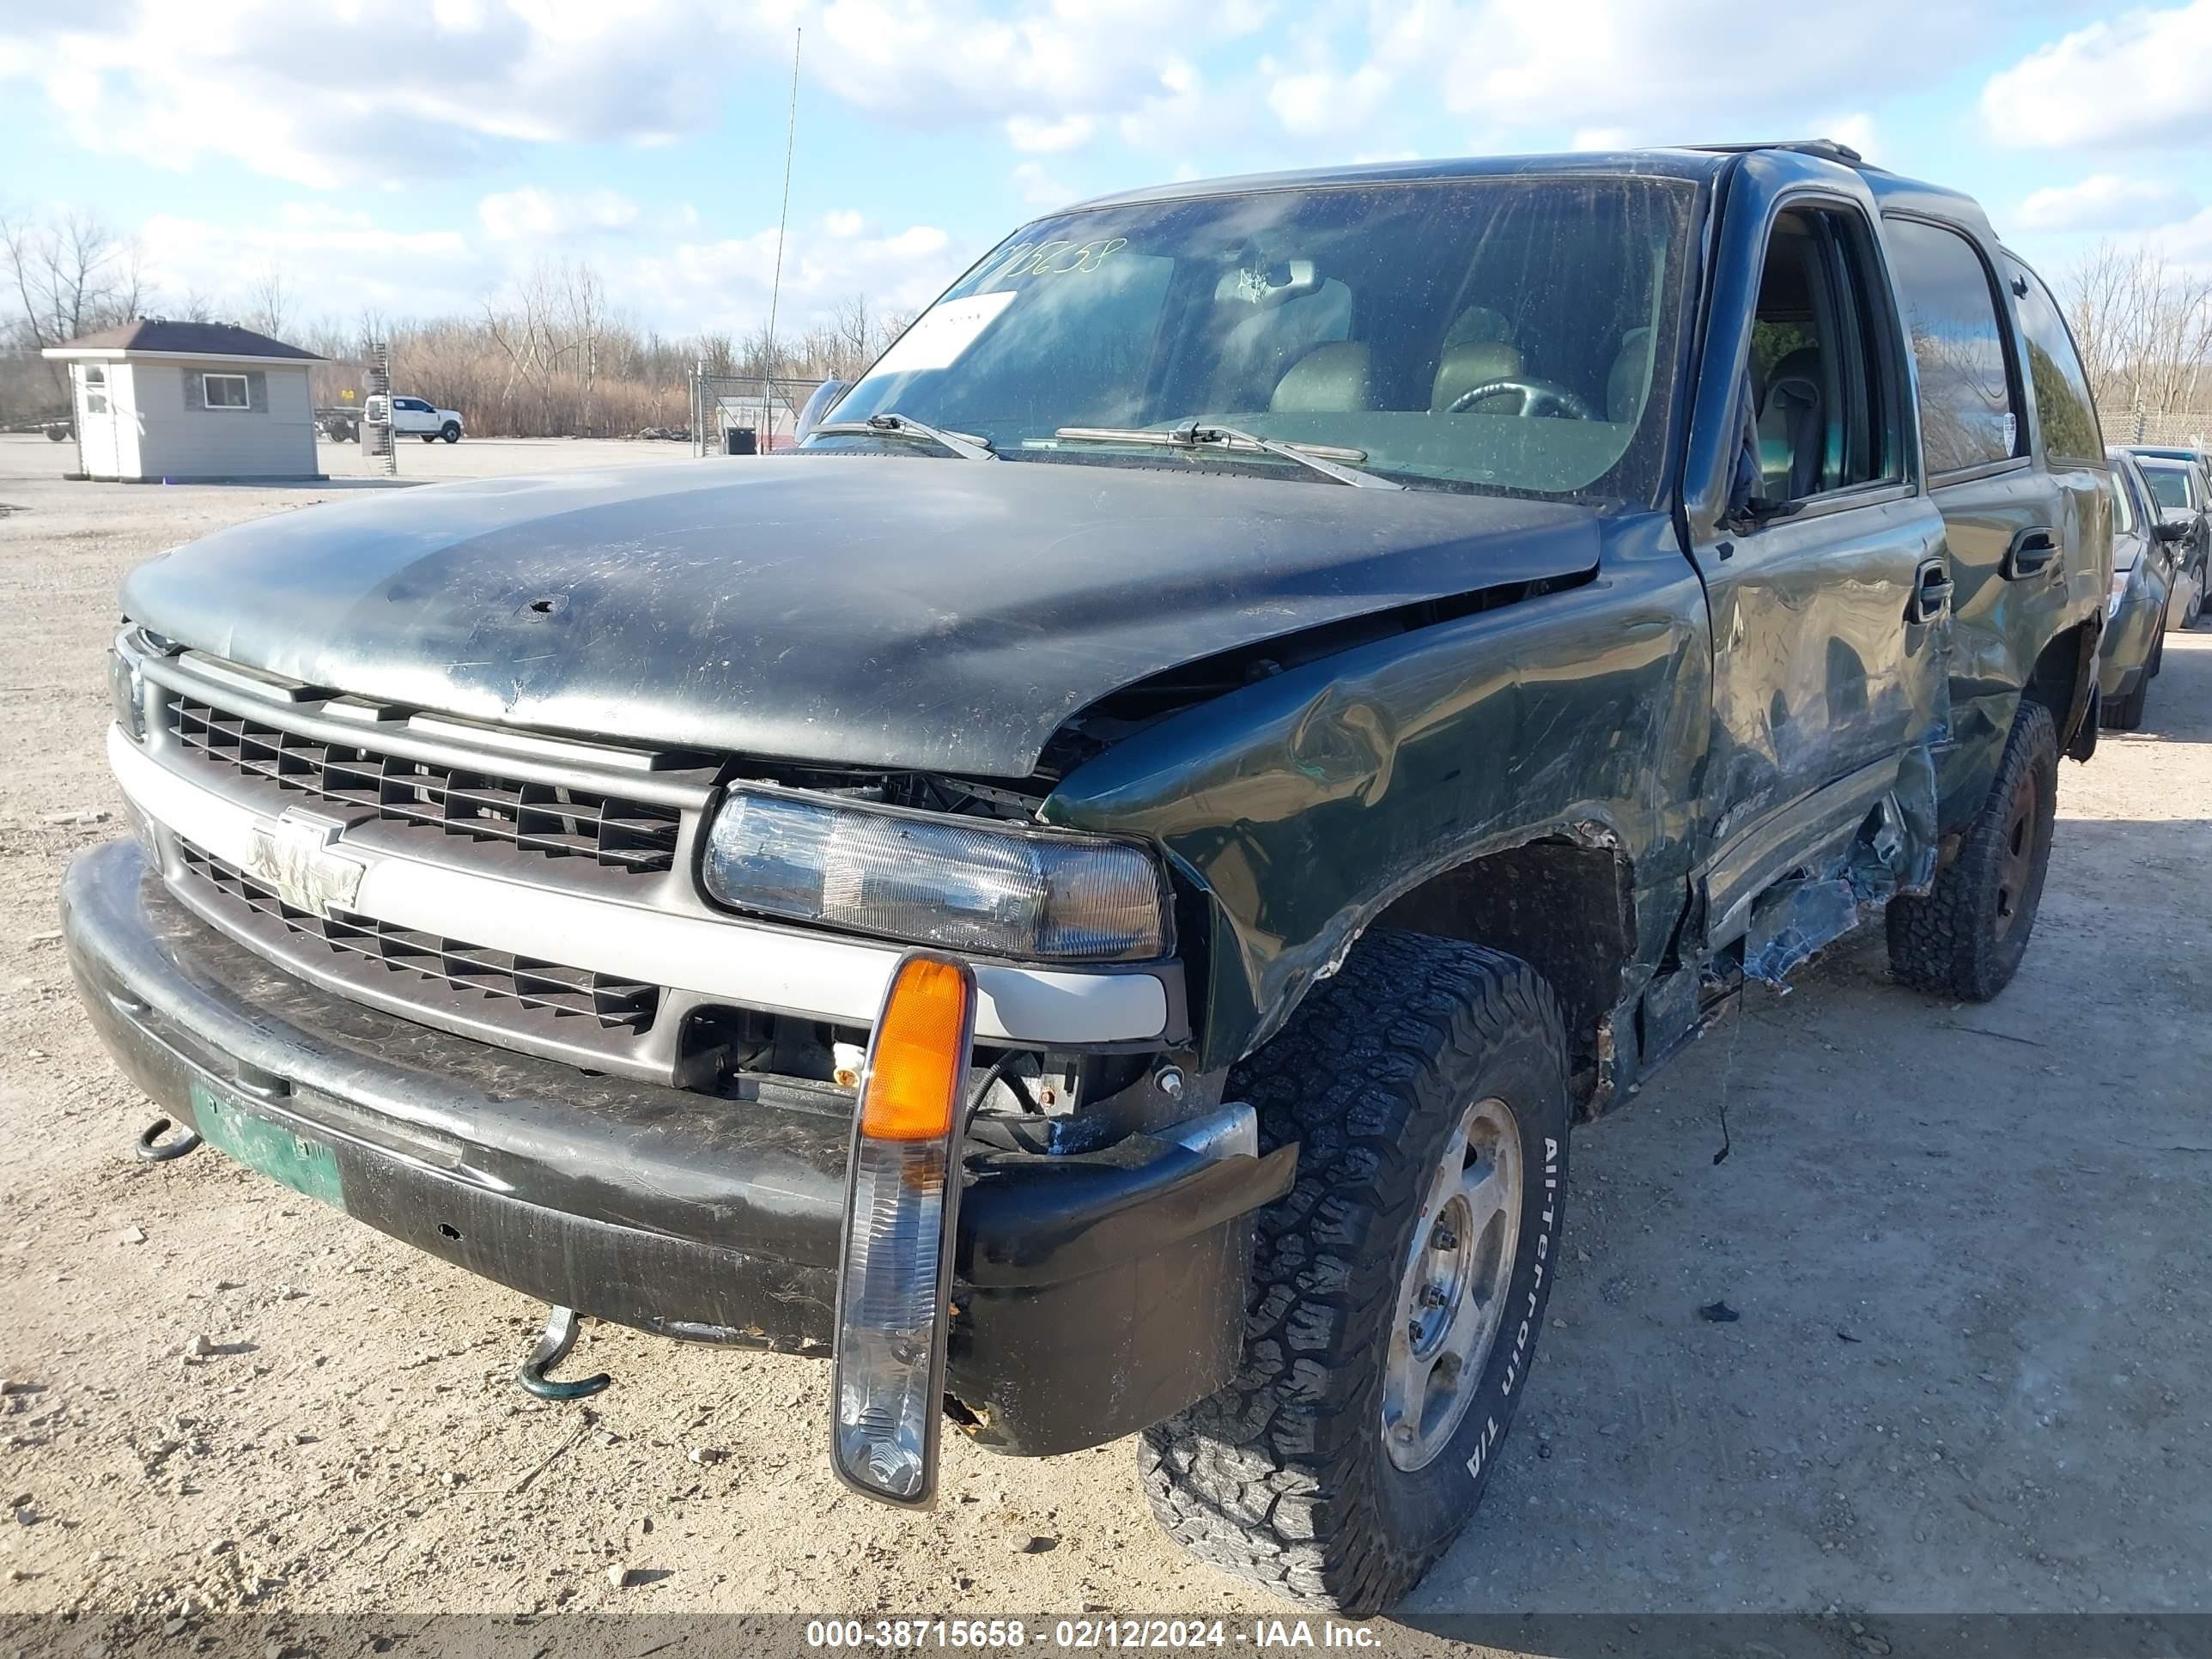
[65,143,2108,1613]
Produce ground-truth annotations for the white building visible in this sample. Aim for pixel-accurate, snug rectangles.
[42,319,325,483]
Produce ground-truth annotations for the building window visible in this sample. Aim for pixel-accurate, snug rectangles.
[81,365,109,416]
[203,373,250,410]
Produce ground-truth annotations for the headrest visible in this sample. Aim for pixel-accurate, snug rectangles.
[1764,347,1822,409]
[1431,342,1526,411]
[1272,342,1377,413]
[1607,328,1652,424]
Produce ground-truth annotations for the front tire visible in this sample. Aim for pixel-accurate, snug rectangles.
[1140,932,1571,1614]
[1887,700,2057,1000]
[441,422,461,443]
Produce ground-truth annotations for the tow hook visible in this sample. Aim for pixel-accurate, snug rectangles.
[515,1304,611,1401]
[135,1117,202,1162]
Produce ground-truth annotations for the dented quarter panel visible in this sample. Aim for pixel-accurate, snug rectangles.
[1042,513,1708,1073]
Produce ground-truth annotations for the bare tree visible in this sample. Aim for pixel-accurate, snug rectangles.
[2063,241,2212,438]
[244,263,294,340]
[0,208,146,404]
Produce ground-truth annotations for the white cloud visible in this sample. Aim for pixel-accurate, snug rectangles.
[1570,126,1633,151]
[1115,56,1258,161]
[478,188,641,243]
[1011,161,1072,208]
[124,200,965,341]
[816,0,1261,133]
[1006,112,1097,153]
[1981,3,2212,152]
[1249,0,1977,151]
[1266,64,1392,137]
[822,210,867,238]
[0,0,782,186]
[137,210,484,320]
[619,217,963,337]
[2014,173,2198,233]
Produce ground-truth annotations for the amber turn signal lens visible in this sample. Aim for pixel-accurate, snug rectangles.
[859,957,973,1143]
[831,951,978,1506]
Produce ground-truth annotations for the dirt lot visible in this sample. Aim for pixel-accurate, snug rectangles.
[3,430,2210,1642]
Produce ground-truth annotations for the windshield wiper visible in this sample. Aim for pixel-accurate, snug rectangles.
[1053,422,1402,489]
[811,412,995,460]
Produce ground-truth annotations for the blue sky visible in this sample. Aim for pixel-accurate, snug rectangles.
[3,0,2207,339]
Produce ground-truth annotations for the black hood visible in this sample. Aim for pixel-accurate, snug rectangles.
[121,453,1603,776]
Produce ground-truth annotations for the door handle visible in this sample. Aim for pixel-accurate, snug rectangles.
[2004,526,2060,579]
[1906,557,1954,623]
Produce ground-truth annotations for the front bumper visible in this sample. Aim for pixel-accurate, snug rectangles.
[64,838,1293,1455]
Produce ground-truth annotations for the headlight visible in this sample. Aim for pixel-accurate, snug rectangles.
[701,787,1172,962]
[109,629,147,741]
[2108,568,2135,620]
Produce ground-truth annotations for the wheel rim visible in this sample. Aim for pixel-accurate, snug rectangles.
[1993,764,2039,944]
[1381,1096,1523,1473]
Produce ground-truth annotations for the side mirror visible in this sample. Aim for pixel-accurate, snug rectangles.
[2154,519,2189,543]
[795,379,848,443]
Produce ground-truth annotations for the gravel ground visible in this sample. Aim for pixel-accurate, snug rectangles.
[2,431,2209,1648]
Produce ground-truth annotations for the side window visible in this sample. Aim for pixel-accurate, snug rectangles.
[1745,205,1900,502]
[80,364,109,416]
[2107,469,2136,538]
[1884,217,2021,476]
[2004,255,2102,466]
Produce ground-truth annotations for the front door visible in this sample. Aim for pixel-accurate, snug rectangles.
[74,362,122,477]
[1681,159,1952,957]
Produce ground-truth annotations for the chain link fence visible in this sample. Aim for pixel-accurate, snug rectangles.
[2110,408,2212,449]
[689,372,827,458]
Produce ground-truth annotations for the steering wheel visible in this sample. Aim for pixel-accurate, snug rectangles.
[1443,377,1597,419]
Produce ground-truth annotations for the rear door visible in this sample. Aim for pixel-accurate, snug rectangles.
[1679,156,1952,959]
[1879,220,2096,830]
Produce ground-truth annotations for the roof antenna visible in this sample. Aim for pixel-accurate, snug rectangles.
[764,25,802,373]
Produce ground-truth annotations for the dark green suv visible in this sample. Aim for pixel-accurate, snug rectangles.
[66,140,2107,1613]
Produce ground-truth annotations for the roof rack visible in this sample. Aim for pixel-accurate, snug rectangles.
[1677,139,1865,166]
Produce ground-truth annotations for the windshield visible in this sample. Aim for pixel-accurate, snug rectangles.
[2144,465,2197,511]
[813,176,1697,503]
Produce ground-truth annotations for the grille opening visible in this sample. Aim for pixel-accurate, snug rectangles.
[166,694,682,874]
[176,842,660,1039]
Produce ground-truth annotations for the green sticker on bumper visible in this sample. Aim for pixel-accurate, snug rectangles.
[189,1082,344,1210]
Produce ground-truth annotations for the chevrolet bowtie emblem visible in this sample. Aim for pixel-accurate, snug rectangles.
[243,810,366,921]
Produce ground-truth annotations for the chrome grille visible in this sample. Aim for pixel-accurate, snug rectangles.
[164,694,682,874]
[175,842,660,1052]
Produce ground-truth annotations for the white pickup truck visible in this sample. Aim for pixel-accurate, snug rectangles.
[317,398,466,444]
[391,396,465,443]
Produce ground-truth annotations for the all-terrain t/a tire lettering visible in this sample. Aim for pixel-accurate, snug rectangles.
[1139,931,1571,1614]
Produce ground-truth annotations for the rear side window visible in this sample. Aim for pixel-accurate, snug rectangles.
[2005,255,2102,466]
[1885,217,2020,476]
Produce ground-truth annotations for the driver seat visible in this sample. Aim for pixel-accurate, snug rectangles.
[1431,342,1526,412]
